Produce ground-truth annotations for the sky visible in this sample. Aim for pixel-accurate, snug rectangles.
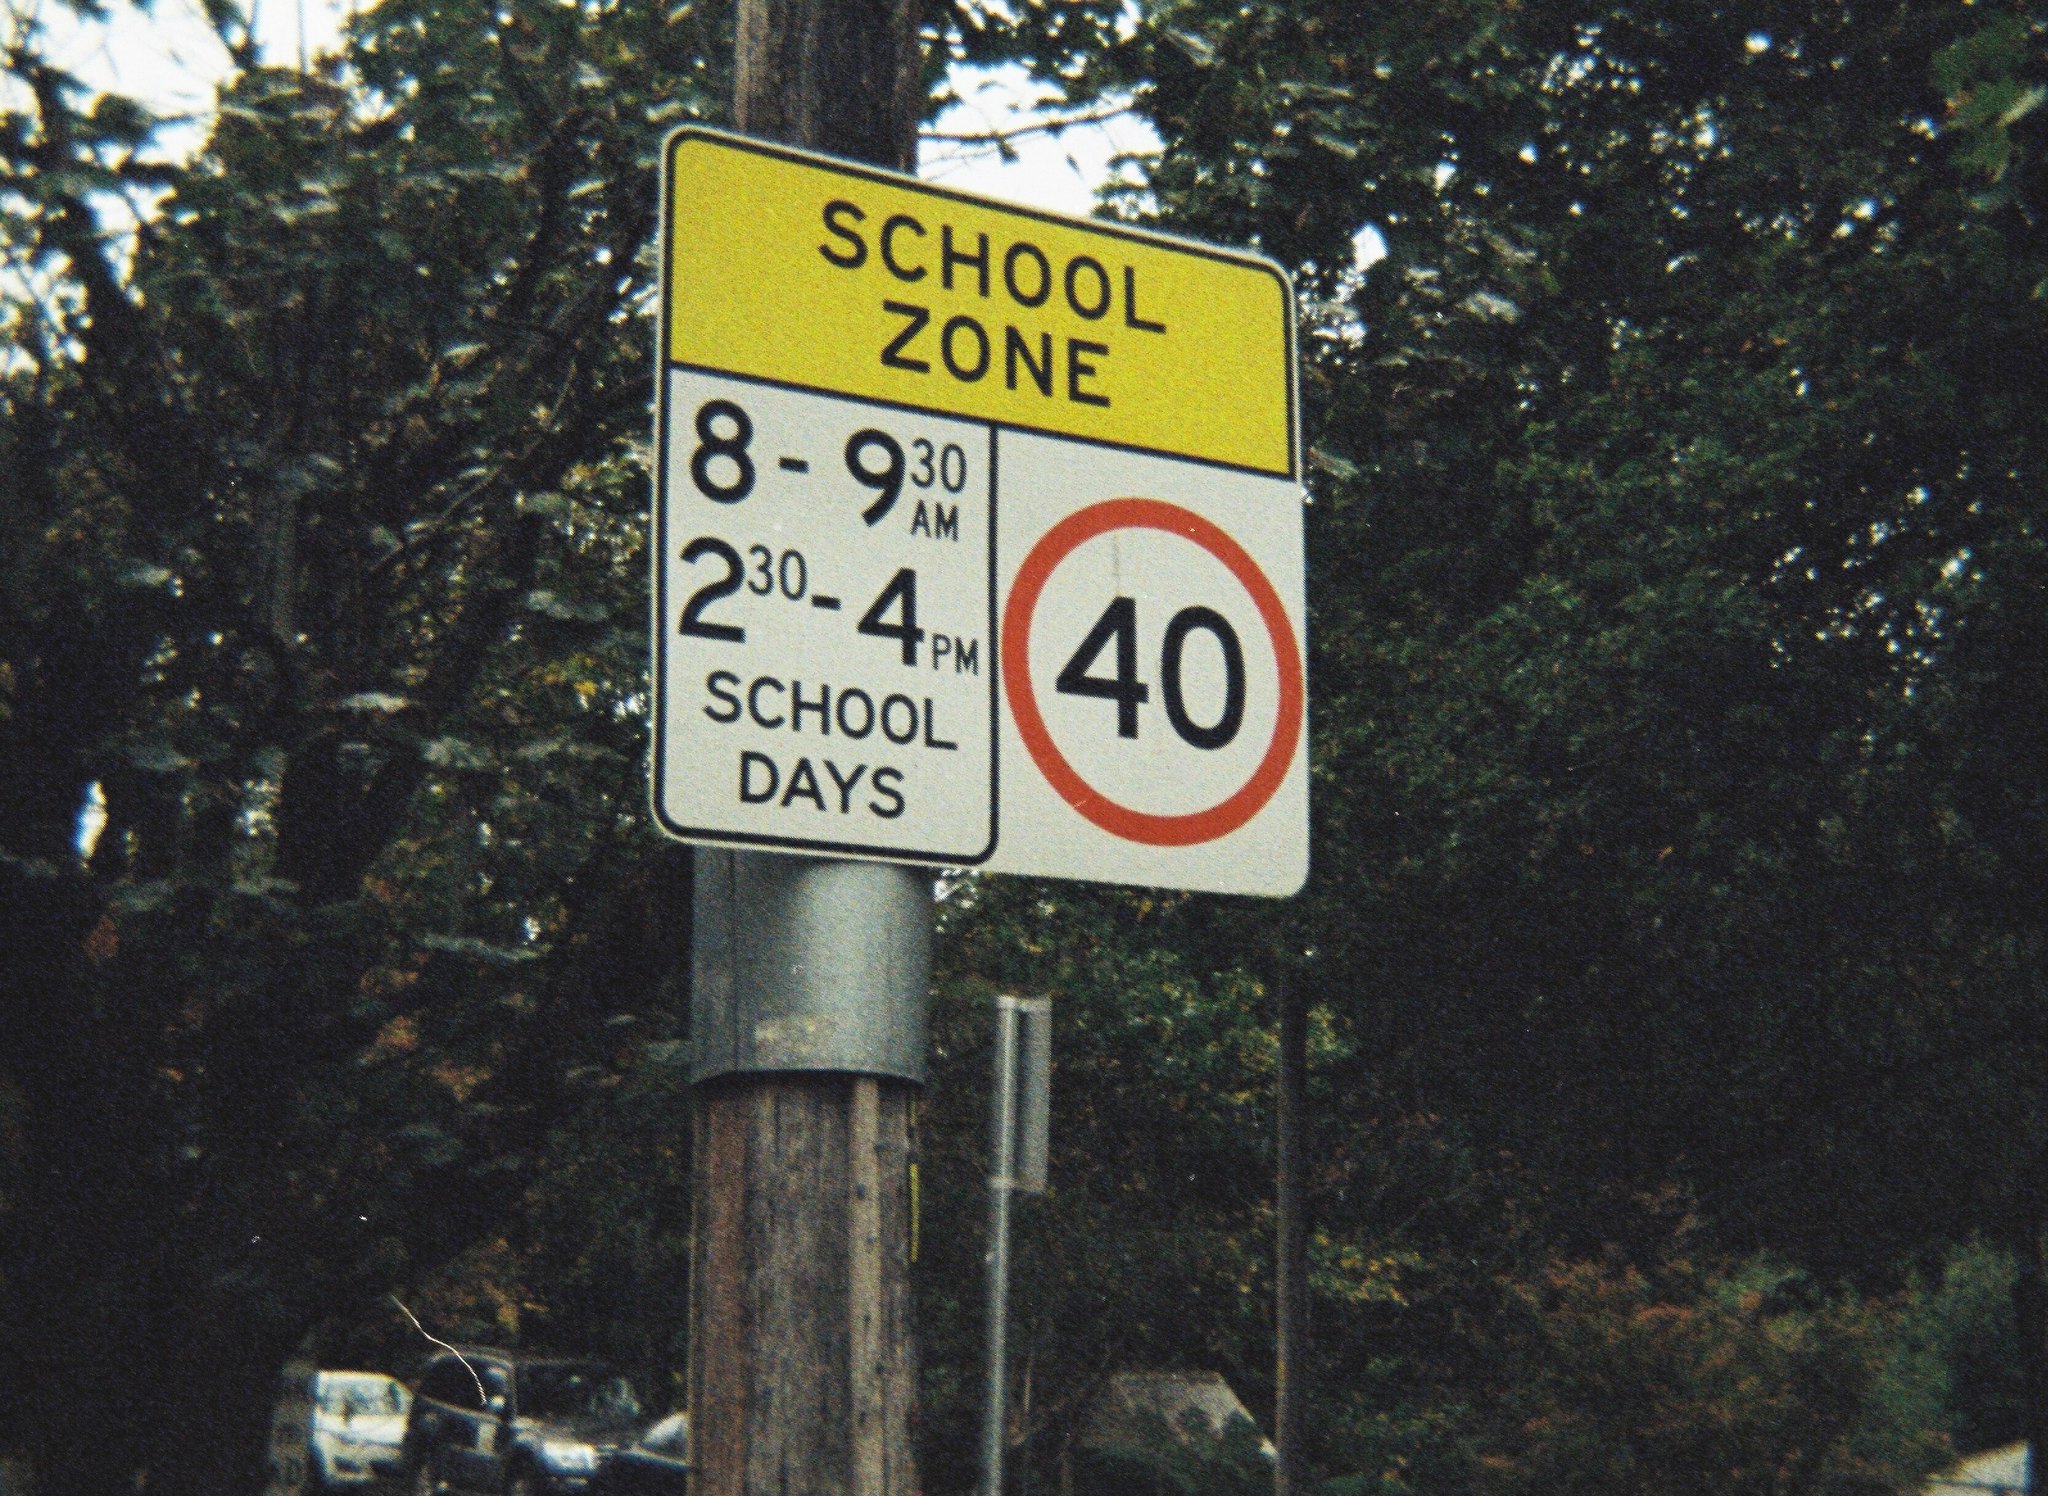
[2,0,1161,218]
[5,0,1382,275]
[921,67,1162,218]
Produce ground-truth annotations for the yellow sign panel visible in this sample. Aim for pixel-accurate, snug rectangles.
[663,128,1297,478]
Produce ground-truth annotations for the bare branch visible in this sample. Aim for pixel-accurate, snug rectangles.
[918,102,1134,147]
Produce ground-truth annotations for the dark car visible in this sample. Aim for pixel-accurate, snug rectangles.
[592,1413,688,1495]
[404,1348,644,1496]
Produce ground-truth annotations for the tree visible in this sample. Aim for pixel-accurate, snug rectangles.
[1084,0,2048,1257]
[1,0,722,1483]
[946,0,2048,1481]
[1483,1253,1951,1496]
[0,0,1146,1481]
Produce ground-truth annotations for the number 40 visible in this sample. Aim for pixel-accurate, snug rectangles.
[1055,596,1246,750]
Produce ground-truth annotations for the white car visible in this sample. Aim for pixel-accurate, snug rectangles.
[312,1370,413,1490]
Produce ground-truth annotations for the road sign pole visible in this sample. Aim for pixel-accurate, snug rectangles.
[978,997,1051,1496]
[978,998,1021,1496]
[685,0,926,1491]
[1274,967,1308,1496]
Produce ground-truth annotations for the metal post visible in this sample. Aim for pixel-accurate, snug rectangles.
[980,995,1051,1496]
[1274,967,1308,1496]
[979,998,1022,1496]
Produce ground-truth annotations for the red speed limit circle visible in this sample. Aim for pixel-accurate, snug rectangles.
[1001,497,1304,847]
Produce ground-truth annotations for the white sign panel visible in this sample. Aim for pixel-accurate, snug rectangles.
[994,437,1306,895]
[654,372,997,865]
[653,128,1306,896]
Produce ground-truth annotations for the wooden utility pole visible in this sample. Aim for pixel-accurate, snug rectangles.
[731,0,922,174]
[685,4,928,1492]
[689,1061,919,1496]
[1274,967,1308,1496]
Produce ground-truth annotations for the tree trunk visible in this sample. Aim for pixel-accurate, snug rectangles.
[732,0,922,173]
[1274,968,1309,1496]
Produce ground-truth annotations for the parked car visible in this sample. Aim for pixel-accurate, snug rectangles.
[312,1370,413,1490]
[403,1348,644,1495]
[593,1412,688,1494]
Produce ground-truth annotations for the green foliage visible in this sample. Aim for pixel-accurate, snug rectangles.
[914,0,2048,1490]
[1902,1241,2027,1456]
[920,878,1281,1492]
[338,1051,697,1412]
[0,0,723,1484]
[1478,1255,1950,1496]
[1934,12,2046,204]
[1063,0,2048,1271]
